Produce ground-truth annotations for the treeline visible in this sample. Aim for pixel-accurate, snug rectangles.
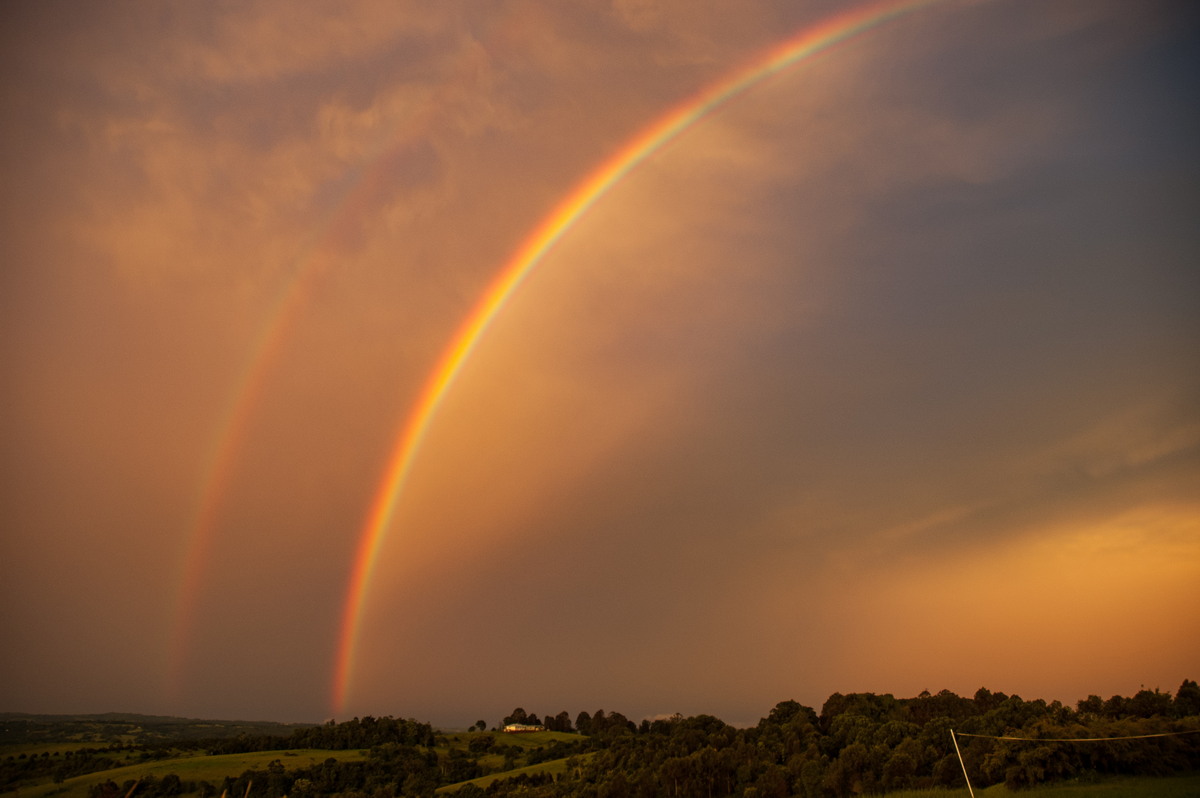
[157,716,437,756]
[1,747,125,791]
[479,681,1200,797]
[55,680,1200,798]
[88,749,445,798]
[496,708,638,736]
[203,716,436,755]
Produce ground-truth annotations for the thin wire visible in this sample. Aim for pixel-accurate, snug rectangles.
[954,730,1200,742]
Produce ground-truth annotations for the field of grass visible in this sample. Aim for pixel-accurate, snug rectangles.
[14,749,365,798]
[431,730,586,787]
[888,772,1200,797]
[7,729,583,798]
[436,754,595,794]
[438,766,1199,796]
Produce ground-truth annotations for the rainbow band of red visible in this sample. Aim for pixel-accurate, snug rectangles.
[332,0,941,715]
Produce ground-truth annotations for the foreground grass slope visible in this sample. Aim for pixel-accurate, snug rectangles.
[4,725,583,798]
[436,752,596,794]
[11,750,366,798]
[885,772,1200,797]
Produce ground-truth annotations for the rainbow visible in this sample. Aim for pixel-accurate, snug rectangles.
[165,97,446,701]
[165,282,304,701]
[331,0,942,715]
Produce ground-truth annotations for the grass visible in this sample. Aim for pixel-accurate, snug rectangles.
[434,731,584,774]
[438,766,1200,796]
[13,749,365,798]
[887,772,1200,797]
[432,731,587,792]
[436,754,594,794]
[9,731,584,798]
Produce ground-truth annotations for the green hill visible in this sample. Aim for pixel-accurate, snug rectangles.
[9,750,365,798]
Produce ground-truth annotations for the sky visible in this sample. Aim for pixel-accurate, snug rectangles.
[1,0,1198,729]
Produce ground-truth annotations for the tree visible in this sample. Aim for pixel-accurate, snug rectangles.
[764,700,817,729]
[1129,688,1173,718]
[1102,695,1128,718]
[797,759,825,798]
[881,749,917,791]
[823,743,870,797]
[1175,679,1200,717]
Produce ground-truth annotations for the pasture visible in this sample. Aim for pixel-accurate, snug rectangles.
[12,749,365,798]
[888,772,1200,797]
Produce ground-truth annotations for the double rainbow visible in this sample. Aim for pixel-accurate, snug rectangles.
[331,0,941,714]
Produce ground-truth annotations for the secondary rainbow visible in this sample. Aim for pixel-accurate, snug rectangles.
[332,0,943,715]
[165,97,446,701]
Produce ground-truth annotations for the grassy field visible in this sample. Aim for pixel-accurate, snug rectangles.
[438,768,1200,796]
[13,749,365,798]
[888,772,1200,797]
[436,754,594,794]
[6,730,584,798]
[431,730,586,790]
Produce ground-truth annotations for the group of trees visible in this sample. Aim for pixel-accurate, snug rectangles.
[32,680,1200,798]
[480,682,1200,797]
[495,709,639,736]
[497,709,572,732]
[91,773,193,798]
[285,717,436,752]
[1,746,126,789]
[184,716,437,756]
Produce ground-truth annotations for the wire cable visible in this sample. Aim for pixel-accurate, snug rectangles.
[954,730,1200,742]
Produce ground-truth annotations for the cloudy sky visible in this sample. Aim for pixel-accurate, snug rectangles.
[2,0,1198,728]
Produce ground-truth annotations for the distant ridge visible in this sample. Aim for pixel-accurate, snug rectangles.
[0,711,314,727]
[0,713,317,746]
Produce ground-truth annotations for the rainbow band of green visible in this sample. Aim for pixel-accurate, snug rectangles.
[332,0,942,715]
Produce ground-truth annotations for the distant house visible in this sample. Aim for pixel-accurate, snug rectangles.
[502,723,545,733]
